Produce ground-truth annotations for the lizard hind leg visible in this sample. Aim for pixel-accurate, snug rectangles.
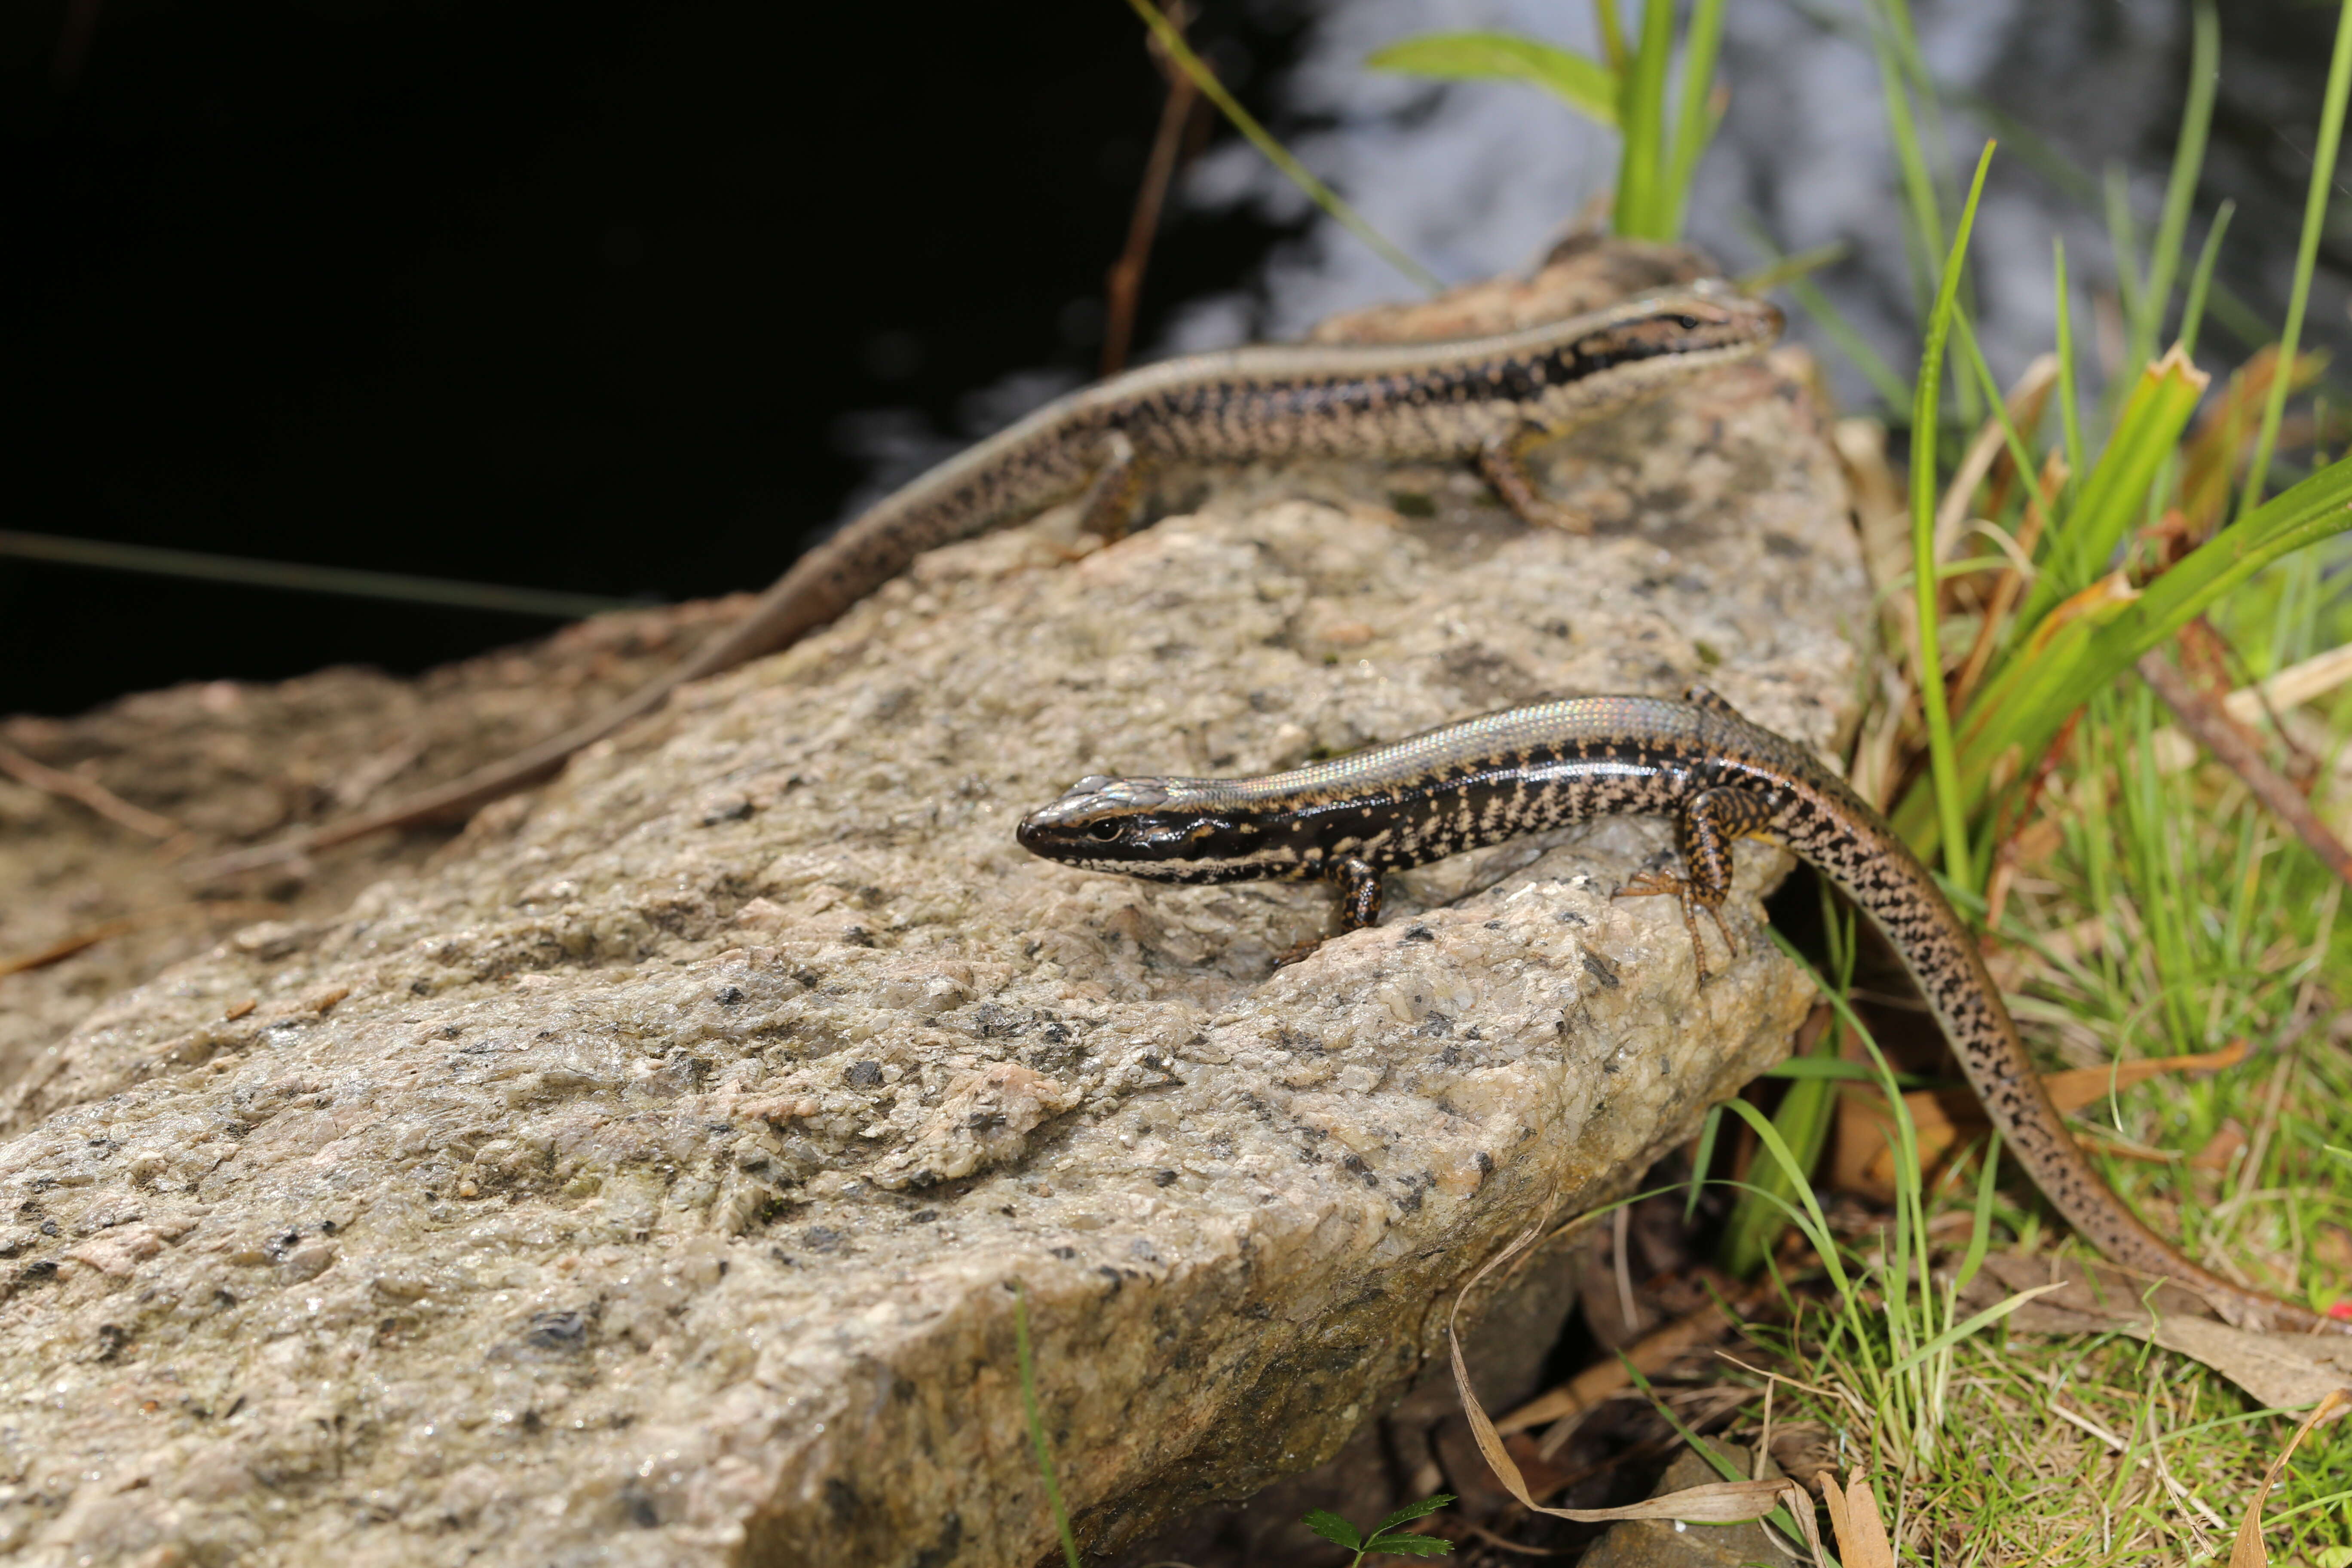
[1611,786,1771,982]
[1477,427,1592,534]
[1613,867,1733,982]
[1682,684,1751,722]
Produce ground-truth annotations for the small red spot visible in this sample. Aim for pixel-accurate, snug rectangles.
[2328,1300,2352,1323]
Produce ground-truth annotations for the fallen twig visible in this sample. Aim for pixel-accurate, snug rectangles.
[0,900,282,977]
[2136,651,2352,887]
[0,740,181,839]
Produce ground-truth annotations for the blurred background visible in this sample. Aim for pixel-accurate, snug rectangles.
[5,0,2345,717]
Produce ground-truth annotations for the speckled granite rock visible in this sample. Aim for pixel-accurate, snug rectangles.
[0,251,1863,1567]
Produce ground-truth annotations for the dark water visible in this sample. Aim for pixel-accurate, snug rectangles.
[0,0,1305,714]
[2,0,2343,717]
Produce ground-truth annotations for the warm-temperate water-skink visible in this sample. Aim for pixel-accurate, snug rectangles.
[202,284,1779,874]
[1016,689,2346,1335]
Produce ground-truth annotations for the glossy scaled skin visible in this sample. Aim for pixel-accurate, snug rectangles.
[207,284,1779,872]
[1017,690,2346,1335]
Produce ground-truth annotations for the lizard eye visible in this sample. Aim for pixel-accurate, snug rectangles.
[1087,820,1125,842]
[1672,314,1703,330]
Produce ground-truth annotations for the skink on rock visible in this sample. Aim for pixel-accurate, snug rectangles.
[1015,689,2346,1336]
[208,282,1779,873]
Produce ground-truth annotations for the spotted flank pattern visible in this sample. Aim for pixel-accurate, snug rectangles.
[732,282,1783,677]
[1015,691,2343,1335]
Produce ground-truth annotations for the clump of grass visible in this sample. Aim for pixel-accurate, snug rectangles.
[1689,0,2352,1557]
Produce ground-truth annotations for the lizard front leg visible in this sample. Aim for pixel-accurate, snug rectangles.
[1274,855,1384,969]
[1075,430,1152,540]
[1478,426,1592,534]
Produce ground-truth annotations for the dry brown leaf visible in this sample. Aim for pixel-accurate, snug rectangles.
[1966,1253,2352,1406]
[2231,1388,2349,1568]
[1833,1041,2250,1203]
[1821,1470,1896,1568]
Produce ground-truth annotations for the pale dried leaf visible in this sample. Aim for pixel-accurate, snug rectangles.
[2042,1039,2249,1114]
[1822,1470,1895,1568]
[1448,1220,1819,1541]
[1966,1253,2352,1408]
[1835,1042,2247,1202]
[1547,1477,1796,1525]
[2232,1389,2349,1568]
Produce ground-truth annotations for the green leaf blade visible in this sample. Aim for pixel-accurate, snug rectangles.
[1905,140,1999,888]
[1303,1509,1364,1550]
[1365,33,1617,126]
[1613,0,1675,239]
[1367,1494,1456,1536]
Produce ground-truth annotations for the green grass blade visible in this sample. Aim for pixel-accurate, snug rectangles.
[2054,241,2086,504]
[1592,0,1628,76]
[2241,0,2352,518]
[1883,1282,2067,1376]
[1868,0,1943,318]
[2016,347,2208,628]
[1685,1102,1723,1222]
[1125,0,1443,295]
[1013,1283,1082,1568]
[1954,1128,2004,1293]
[1954,312,2048,506]
[2102,162,2147,365]
[1731,240,1847,295]
[2178,199,2235,362]
[1731,218,1908,407]
[1663,0,1728,238]
[1721,1099,1855,1302]
[2134,0,2219,372]
[1910,141,1999,889]
[1613,0,1675,239]
[1719,1070,1836,1277]
[1364,33,1617,126]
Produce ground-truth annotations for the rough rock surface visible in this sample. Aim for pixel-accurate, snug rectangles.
[0,596,754,1113]
[0,246,1863,1566]
[1579,1442,1788,1568]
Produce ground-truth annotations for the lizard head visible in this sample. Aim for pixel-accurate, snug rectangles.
[1562,279,1784,376]
[1016,775,1280,883]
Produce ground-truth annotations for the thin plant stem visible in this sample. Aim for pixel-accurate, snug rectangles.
[1592,0,1628,76]
[0,529,639,620]
[2134,0,2219,372]
[1121,0,1443,295]
[2178,200,2235,364]
[1663,0,1728,239]
[2053,242,2086,505]
[1101,0,1200,376]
